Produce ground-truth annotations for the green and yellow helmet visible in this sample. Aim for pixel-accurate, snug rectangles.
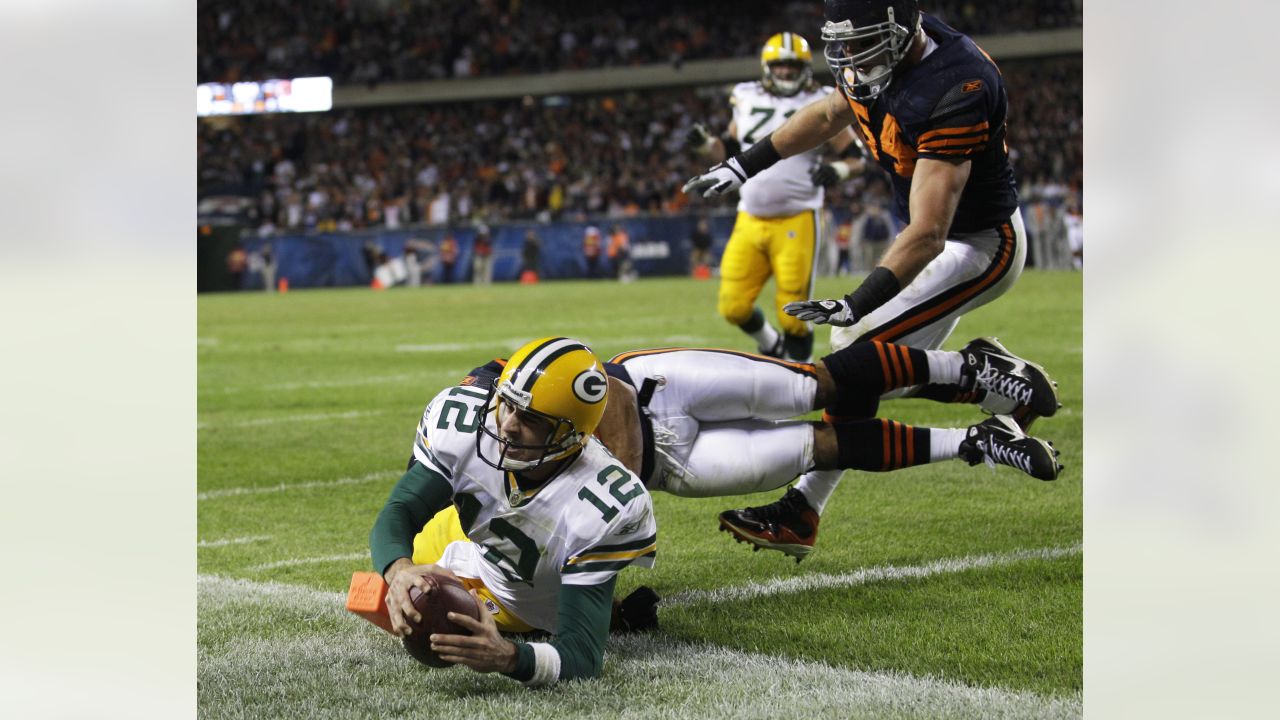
[760,32,814,97]
[477,337,609,470]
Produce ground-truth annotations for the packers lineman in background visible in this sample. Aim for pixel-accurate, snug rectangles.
[686,31,866,363]
[370,337,656,686]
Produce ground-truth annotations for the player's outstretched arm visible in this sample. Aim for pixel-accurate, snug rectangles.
[786,157,971,327]
[879,157,971,285]
[684,93,854,199]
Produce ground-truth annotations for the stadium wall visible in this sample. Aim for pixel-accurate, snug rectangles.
[236,211,769,289]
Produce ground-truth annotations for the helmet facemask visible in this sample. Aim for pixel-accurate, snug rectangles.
[764,59,812,97]
[822,6,918,101]
[477,381,583,472]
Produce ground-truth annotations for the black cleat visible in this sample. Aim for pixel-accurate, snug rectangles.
[959,337,1060,420]
[718,487,819,562]
[958,415,1063,481]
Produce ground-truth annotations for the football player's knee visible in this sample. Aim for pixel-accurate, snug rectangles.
[718,292,755,325]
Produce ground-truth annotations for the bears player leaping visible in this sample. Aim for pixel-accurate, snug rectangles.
[685,0,1047,553]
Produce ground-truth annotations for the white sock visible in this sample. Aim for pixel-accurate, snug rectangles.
[750,322,780,351]
[794,469,843,515]
[925,350,964,386]
[929,428,968,462]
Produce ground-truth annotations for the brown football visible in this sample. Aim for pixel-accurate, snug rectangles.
[401,572,481,668]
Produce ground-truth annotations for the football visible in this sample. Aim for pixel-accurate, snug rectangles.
[402,572,481,668]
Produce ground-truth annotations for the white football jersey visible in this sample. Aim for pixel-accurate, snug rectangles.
[731,81,833,218]
[411,384,657,633]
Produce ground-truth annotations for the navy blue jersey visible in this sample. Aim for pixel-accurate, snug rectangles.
[843,13,1018,233]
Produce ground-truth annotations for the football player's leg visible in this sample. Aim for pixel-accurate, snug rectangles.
[770,209,821,362]
[828,212,1027,409]
[815,340,967,417]
[624,348,817,424]
[663,420,814,498]
[719,212,780,355]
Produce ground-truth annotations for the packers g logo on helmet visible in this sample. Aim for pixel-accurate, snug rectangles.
[761,32,814,97]
[476,337,609,471]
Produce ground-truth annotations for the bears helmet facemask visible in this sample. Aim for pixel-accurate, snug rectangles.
[477,337,609,471]
[821,0,921,101]
[760,32,813,97]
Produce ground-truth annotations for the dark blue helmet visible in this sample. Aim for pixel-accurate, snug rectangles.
[821,0,921,101]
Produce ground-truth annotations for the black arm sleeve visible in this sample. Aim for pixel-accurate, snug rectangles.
[368,461,453,577]
[503,575,618,683]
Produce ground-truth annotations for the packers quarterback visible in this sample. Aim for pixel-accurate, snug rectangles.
[369,338,656,686]
[687,31,865,363]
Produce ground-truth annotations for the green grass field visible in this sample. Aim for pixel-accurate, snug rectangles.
[198,271,1082,719]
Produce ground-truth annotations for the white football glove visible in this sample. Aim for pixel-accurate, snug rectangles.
[784,298,857,326]
[681,157,748,198]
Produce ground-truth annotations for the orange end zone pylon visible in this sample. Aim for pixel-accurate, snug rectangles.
[346,571,395,634]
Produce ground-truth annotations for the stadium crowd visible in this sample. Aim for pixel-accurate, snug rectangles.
[200,0,1082,85]
[198,56,1081,236]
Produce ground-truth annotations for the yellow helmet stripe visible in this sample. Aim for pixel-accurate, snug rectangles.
[783,32,792,53]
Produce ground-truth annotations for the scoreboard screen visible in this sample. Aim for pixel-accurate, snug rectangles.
[196,77,332,116]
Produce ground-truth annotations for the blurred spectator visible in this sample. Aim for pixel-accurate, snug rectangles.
[583,226,602,279]
[608,224,634,282]
[1065,197,1082,270]
[439,234,460,283]
[198,58,1080,238]
[689,218,712,275]
[472,224,494,284]
[226,243,248,289]
[199,1,1081,86]
[833,222,852,277]
[851,200,893,273]
[248,242,277,291]
[404,238,438,286]
[521,229,542,281]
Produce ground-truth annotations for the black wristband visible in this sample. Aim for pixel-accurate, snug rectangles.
[720,133,741,158]
[736,133,782,177]
[843,266,901,320]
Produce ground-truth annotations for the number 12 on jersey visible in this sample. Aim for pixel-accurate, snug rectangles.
[577,465,644,522]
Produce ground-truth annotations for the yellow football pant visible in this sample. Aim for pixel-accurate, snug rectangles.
[718,209,820,337]
[412,505,535,633]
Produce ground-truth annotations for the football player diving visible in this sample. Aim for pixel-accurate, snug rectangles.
[685,31,866,363]
[684,0,1046,554]
[370,338,657,687]
[411,334,1059,572]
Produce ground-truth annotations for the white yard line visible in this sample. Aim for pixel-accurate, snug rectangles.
[247,552,368,572]
[205,371,463,395]
[662,544,1083,607]
[394,335,716,354]
[197,409,386,430]
[197,470,398,501]
[199,551,1082,719]
[198,535,272,548]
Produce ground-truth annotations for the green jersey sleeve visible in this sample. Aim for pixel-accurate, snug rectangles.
[368,461,453,576]
[504,575,617,684]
